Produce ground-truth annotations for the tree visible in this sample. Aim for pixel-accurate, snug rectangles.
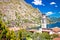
[51,34,58,39]
[39,32,51,40]
[18,29,33,40]
[6,30,16,40]
[0,18,9,40]
[18,29,26,40]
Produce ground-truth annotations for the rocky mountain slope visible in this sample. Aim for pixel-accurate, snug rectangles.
[0,0,50,29]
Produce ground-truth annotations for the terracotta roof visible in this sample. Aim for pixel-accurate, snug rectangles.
[53,37,60,40]
[28,29,38,32]
[42,28,52,30]
[42,28,52,32]
[52,27,60,32]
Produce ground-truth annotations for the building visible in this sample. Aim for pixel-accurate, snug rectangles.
[28,14,60,35]
[39,27,60,35]
[39,14,60,34]
[41,14,47,28]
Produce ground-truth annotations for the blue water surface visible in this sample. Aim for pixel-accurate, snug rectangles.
[47,22,60,28]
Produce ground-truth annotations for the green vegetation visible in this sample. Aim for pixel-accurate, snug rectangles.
[0,18,8,40]
[0,18,58,40]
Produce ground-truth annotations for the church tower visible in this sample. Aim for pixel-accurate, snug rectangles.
[41,14,47,28]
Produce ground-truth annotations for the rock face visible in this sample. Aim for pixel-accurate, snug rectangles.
[0,0,42,28]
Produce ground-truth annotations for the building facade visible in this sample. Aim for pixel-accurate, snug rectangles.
[41,14,47,28]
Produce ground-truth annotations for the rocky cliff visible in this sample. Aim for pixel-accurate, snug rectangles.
[0,0,47,28]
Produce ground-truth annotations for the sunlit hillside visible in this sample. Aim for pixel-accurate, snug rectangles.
[0,0,50,28]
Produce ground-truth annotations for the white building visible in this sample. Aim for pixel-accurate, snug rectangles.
[41,14,47,28]
[39,14,60,34]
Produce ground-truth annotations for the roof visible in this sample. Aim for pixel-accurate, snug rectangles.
[42,27,60,33]
[42,28,52,32]
[52,27,60,32]
[28,29,38,32]
[53,37,60,40]
[42,28,52,30]
[42,14,46,15]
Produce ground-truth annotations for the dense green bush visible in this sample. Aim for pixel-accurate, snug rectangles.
[0,18,8,40]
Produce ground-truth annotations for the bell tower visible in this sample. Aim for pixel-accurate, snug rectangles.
[41,14,47,28]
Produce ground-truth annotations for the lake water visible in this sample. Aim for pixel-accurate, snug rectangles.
[47,22,60,28]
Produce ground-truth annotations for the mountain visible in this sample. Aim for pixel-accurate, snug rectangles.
[47,22,60,28]
[48,17,60,23]
[0,0,50,29]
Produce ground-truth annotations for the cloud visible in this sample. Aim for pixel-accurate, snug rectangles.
[46,12,53,16]
[50,2,56,5]
[32,0,44,6]
[55,5,58,7]
[50,2,58,7]
[59,12,60,13]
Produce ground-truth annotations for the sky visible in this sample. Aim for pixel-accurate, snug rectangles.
[25,0,60,18]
